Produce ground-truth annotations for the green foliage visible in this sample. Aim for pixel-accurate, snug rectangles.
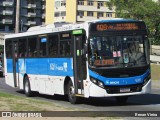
[108,0,160,45]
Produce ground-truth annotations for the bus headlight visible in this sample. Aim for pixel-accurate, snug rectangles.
[90,77,97,84]
[98,81,104,88]
[90,77,104,88]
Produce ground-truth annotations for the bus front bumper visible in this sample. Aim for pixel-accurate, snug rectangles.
[88,79,151,97]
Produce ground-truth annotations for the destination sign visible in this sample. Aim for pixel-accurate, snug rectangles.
[97,23,138,31]
[90,22,146,32]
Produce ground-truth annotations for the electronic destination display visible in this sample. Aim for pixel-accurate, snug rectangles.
[90,22,146,32]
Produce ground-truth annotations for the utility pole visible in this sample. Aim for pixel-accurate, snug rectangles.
[15,0,20,33]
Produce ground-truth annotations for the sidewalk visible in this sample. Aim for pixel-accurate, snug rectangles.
[152,80,160,88]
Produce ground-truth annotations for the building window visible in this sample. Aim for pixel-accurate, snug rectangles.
[98,2,104,7]
[87,1,93,6]
[106,12,112,17]
[87,11,93,16]
[54,12,60,17]
[98,12,103,17]
[78,0,84,5]
[61,1,66,6]
[55,1,60,8]
[61,12,66,16]
[78,11,84,16]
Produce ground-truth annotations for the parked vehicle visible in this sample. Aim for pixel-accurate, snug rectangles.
[0,65,4,77]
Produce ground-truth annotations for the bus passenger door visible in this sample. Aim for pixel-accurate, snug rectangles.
[73,33,87,95]
[12,41,19,87]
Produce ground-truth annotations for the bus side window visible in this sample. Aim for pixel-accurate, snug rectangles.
[28,37,38,57]
[60,41,71,56]
[48,35,58,57]
[5,40,12,58]
[39,37,47,57]
[18,39,27,58]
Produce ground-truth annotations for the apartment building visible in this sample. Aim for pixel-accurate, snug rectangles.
[0,0,46,33]
[0,0,15,32]
[46,0,115,24]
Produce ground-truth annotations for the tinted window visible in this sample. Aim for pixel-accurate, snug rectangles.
[48,35,58,57]
[5,40,12,58]
[18,39,27,58]
[28,37,38,57]
[60,41,71,56]
[39,37,47,57]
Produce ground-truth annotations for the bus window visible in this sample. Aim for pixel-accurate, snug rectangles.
[60,41,71,56]
[48,35,58,57]
[18,39,27,58]
[28,37,38,57]
[39,37,47,57]
[5,40,12,58]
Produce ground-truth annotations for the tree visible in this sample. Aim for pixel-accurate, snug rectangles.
[108,0,160,45]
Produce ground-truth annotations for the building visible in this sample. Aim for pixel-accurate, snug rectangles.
[46,0,115,24]
[0,0,46,33]
[0,33,5,46]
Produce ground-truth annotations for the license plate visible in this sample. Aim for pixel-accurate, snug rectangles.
[120,88,130,93]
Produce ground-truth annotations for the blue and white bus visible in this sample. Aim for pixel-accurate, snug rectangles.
[4,19,151,104]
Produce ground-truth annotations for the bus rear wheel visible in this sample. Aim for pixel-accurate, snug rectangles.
[115,96,128,104]
[67,81,79,104]
[24,76,33,97]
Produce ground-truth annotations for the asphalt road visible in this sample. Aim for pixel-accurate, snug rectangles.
[0,77,160,118]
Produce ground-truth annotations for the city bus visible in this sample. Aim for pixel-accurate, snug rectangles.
[4,19,151,104]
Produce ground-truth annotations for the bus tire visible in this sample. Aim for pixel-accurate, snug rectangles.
[116,96,128,104]
[67,80,79,104]
[24,76,33,97]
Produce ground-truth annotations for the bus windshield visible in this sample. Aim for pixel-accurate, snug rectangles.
[88,35,147,68]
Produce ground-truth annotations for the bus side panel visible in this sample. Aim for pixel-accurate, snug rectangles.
[25,58,47,92]
[18,58,26,90]
[48,58,74,95]
[36,58,48,94]
[14,57,74,95]
[5,59,15,87]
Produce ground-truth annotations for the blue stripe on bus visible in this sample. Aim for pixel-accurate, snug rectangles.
[7,58,74,77]
[89,69,150,86]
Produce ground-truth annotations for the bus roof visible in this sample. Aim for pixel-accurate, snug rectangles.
[5,18,141,39]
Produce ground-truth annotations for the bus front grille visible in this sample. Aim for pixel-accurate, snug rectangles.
[105,84,142,94]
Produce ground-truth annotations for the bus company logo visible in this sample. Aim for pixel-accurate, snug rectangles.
[109,81,119,85]
[50,63,68,71]
[63,63,67,72]
[50,63,56,70]
[106,80,119,85]
[106,80,109,84]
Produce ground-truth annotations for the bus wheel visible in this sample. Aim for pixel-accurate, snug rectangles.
[24,76,33,97]
[116,96,128,104]
[67,81,79,104]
